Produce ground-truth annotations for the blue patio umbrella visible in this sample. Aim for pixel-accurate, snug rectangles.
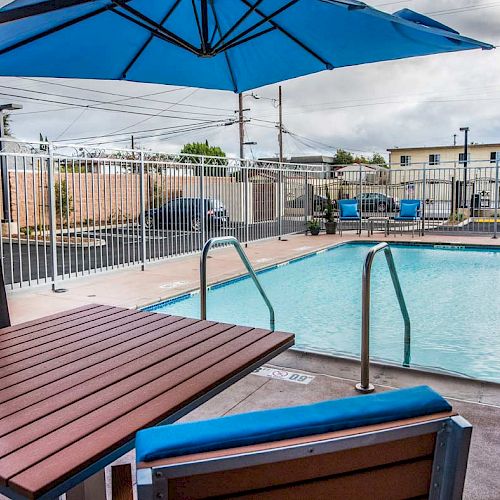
[0,0,494,92]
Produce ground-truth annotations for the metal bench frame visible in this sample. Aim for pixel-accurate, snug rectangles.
[137,413,472,500]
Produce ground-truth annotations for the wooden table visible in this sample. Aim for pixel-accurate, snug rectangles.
[0,304,294,500]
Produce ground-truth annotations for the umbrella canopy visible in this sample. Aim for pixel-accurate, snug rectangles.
[0,0,494,92]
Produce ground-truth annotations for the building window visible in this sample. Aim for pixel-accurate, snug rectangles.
[458,153,471,165]
[490,152,500,164]
[400,155,411,167]
[429,154,441,166]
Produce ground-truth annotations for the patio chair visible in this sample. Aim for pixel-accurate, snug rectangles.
[392,199,422,237]
[338,199,361,235]
[136,385,472,500]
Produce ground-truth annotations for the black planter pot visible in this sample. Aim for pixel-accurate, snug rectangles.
[310,227,321,236]
[325,221,337,234]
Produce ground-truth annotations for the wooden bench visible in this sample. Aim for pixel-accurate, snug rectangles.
[136,386,472,500]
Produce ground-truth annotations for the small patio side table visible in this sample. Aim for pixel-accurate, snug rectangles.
[367,216,390,237]
[0,304,294,500]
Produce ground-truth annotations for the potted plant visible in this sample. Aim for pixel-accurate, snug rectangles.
[324,188,337,234]
[308,218,321,236]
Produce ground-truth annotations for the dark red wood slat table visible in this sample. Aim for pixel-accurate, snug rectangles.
[0,304,294,500]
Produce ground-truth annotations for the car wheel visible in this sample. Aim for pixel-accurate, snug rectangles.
[144,215,154,229]
[191,217,201,232]
[377,203,387,212]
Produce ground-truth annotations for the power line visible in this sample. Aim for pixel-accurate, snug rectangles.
[424,2,500,16]
[54,107,87,140]
[0,83,233,119]
[20,77,234,112]
[58,120,234,143]
[87,121,234,146]
[103,88,200,137]
[0,89,233,122]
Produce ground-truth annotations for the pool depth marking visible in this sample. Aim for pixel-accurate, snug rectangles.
[252,366,315,385]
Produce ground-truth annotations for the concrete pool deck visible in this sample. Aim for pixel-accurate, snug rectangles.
[2,231,500,499]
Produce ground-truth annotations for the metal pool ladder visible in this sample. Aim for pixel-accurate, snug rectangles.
[200,236,275,331]
[356,242,411,393]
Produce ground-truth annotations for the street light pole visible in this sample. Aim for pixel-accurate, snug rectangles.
[0,103,23,222]
[460,127,469,207]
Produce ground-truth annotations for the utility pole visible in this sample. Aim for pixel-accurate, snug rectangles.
[131,135,135,150]
[238,93,244,159]
[453,134,457,146]
[278,86,283,163]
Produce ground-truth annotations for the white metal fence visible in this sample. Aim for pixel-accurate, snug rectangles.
[0,140,498,290]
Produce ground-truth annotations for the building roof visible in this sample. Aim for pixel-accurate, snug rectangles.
[387,143,500,152]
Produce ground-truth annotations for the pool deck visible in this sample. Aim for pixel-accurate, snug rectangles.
[3,231,500,500]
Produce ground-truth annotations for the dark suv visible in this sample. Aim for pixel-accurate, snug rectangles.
[354,193,399,213]
[143,198,229,231]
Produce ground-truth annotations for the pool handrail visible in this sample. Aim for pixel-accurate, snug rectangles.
[357,242,411,393]
[200,236,275,331]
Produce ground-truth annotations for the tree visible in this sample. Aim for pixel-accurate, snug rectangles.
[54,179,73,223]
[333,148,387,166]
[180,140,228,176]
[332,149,354,165]
[2,113,11,136]
[369,153,387,166]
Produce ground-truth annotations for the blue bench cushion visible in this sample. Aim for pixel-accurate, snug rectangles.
[136,386,451,463]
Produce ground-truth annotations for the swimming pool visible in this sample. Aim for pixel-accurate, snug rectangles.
[145,243,500,382]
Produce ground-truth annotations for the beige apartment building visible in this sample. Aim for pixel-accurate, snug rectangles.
[387,143,500,168]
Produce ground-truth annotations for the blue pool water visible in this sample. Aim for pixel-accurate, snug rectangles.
[147,243,500,382]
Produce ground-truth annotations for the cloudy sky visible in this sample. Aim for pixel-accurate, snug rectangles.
[1,0,500,159]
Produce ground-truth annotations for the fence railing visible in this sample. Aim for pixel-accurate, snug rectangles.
[0,139,498,290]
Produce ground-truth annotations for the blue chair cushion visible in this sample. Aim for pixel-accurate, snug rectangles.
[340,204,359,218]
[400,200,420,218]
[135,386,451,462]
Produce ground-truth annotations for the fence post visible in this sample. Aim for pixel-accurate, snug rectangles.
[278,165,283,240]
[200,156,205,245]
[243,159,249,247]
[358,164,363,235]
[421,162,427,236]
[47,142,58,291]
[139,150,146,270]
[304,171,308,234]
[494,159,499,239]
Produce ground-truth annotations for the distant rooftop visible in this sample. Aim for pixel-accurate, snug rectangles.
[388,143,500,152]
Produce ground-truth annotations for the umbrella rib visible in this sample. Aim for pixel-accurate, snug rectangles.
[210,3,238,93]
[214,26,277,55]
[0,4,111,57]
[112,0,200,55]
[191,0,205,53]
[120,0,182,79]
[212,0,299,54]
[0,0,102,24]
[112,9,196,54]
[210,0,265,52]
[239,0,334,69]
